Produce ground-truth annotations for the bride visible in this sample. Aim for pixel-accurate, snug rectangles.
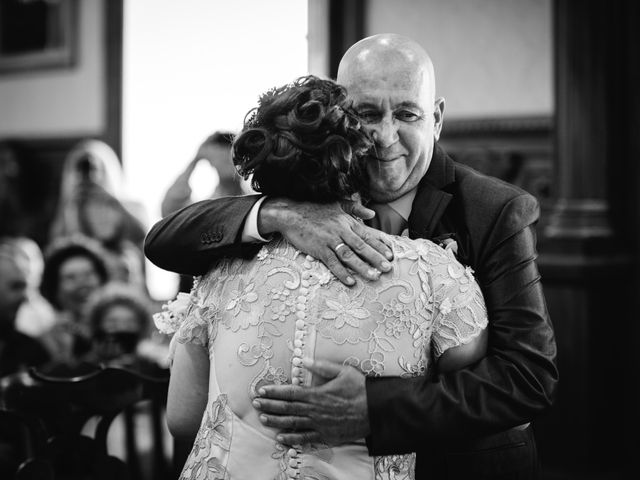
[155,75,487,480]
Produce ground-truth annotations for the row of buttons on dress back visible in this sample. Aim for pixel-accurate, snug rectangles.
[285,254,315,479]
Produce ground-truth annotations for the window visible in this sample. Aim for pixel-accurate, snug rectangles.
[122,0,308,299]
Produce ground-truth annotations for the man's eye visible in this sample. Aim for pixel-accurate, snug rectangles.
[357,111,381,123]
[395,110,422,122]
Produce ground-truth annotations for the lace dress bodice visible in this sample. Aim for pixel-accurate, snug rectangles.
[156,235,487,480]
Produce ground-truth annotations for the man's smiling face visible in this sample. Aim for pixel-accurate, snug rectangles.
[338,35,444,203]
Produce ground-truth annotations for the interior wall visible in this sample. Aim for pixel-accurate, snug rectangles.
[0,0,106,138]
[366,0,552,119]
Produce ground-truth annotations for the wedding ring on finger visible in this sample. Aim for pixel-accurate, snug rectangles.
[333,242,347,254]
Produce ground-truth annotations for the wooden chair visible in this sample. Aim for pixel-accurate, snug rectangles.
[0,408,54,480]
[0,365,171,480]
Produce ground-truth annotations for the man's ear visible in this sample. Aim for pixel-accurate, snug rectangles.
[433,97,445,141]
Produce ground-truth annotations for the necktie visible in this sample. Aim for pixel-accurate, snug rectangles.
[368,203,408,235]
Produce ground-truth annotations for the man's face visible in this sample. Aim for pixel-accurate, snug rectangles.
[344,62,443,203]
[0,257,28,327]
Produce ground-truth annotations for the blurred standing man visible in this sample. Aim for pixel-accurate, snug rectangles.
[160,131,244,218]
[146,34,557,479]
[160,131,247,293]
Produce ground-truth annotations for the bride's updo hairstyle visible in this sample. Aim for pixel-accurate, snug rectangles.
[233,75,372,203]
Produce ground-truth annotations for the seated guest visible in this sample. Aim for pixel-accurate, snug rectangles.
[39,236,110,365]
[0,238,50,480]
[78,282,169,472]
[0,238,50,377]
[83,282,165,375]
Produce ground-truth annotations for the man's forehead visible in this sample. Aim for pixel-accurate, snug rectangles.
[348,93,425,110]
[339,35,435,106]
[344,60,432,96]
[346,77,431,108]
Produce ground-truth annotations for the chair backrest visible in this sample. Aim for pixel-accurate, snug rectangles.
[0,408,53,480]
[0,365,171,480]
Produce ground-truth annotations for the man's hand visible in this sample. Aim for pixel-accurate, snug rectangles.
[252,359,370,446]
[258,198,393,285]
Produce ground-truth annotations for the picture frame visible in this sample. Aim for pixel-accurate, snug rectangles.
[0,0,77,74]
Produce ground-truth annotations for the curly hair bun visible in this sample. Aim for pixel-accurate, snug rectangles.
[233,76,372,203]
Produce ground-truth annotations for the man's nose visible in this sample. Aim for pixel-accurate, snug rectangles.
[370,117,399,148]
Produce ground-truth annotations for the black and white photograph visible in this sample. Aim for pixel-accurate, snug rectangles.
[0,1,638,479]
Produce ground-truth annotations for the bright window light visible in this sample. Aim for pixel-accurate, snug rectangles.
[123,0,308,299]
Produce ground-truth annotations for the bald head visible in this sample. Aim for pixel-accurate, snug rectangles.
[0,242,28,326]
[337,34,436,104]
[335,34,444,203]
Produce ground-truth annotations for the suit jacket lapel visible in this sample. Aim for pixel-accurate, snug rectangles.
[408,144,456,240]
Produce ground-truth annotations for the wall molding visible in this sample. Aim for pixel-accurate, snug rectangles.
[442,115,553,138]
[327,0,366,79]
[104,0,123,159]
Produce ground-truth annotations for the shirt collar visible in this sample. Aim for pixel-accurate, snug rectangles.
[387,188,417,221]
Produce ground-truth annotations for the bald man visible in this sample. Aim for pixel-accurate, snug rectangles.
[0,240,51,376]
[146,34,557,479]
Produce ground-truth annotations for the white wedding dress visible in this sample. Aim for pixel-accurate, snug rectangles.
[157,235,487,480]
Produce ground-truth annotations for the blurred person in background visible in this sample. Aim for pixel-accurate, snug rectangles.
[0,148,56,336]
[161,131,247,293]
[0,238,50,377]
[49,139,148,291]
[83,282,166,374]
[0,239,50,480]
[13,237,56,338]
[77,283,169,475]
[160,131,245,217]
[38,236,110,365]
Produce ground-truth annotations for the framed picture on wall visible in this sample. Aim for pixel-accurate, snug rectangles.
[0,0,77,74]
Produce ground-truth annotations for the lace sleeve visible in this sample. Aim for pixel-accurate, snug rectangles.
[430,252,488,359]
[153,280,211,365]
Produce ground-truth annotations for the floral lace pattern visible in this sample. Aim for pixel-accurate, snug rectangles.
[374,454,416,480]
[161,237,487,480]
[179,394,232,480]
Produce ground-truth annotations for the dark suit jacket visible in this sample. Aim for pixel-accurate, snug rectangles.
[145,144,558,479]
